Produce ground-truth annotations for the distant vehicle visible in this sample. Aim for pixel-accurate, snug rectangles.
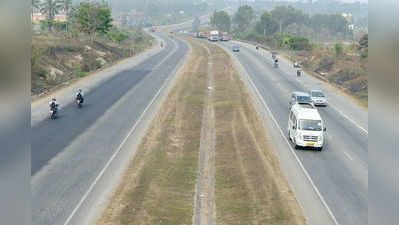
[294,62,300,68]
[297,69,301,77]
[209,30,219,41]
[232,45,240,52]
[221,32,230,41]
[288,104,326,151]
[289,91,314,109]
[271,52,278,59]
[49,104,59,120]
[310,90,328,106]
[150,27,156,32]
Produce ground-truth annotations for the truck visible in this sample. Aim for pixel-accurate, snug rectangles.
[220,32,230,41]
[209,30,219,41]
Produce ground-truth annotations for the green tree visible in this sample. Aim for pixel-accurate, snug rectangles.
[211,10,231,32]
[233,5,254,34]
[271,6,308,33]
[108,27,129,44]
[61,0,73,32]
[74,2,113,42]
[192,16,200,33]
[40,0,63,31]
[255,11,278,37]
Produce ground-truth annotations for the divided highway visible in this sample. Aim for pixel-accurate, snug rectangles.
[220,41,368,225]
[31,33,189,225]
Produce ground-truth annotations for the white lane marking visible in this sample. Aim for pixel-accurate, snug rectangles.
[232,51,340,225]
[343,151,354,161]
[238,41,368,136]
[62,37,182,225]
[328,104,368,135]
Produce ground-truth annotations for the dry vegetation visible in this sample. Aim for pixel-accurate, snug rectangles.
[286,43,368,107]
[31,32,153,96]
[96,37,306,225]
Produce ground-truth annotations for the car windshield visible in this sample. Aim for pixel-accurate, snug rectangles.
[297,95,312,102]
[312,92,325,97]
[299,120,322,131]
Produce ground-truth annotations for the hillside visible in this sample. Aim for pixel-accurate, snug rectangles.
[32,30,153,96]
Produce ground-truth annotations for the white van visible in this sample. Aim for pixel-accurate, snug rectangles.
[288,104,326,151]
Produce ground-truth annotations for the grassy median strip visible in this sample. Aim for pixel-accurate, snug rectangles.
[210,45,307,225]
[96,37,306,225]
[96,38,208,225]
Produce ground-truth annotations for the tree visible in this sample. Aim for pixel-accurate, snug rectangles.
[233,5,254,34]
[255,11,278,37]
[61,0,73,32]
[192,16,200,33]
[40,0,63,31]
[271,6,308,33]
[211,10,231,32]
[74,2,113,42]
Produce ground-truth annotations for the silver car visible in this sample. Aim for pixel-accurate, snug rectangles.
[310,90,328,106]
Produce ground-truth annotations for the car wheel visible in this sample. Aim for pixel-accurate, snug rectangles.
[317,146,323,151]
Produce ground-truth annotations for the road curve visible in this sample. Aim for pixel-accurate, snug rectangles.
[31,33,189,225]
[220,41,368,225]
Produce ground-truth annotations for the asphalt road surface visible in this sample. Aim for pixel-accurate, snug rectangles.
[31,33,189,225]
[220,41,368,225]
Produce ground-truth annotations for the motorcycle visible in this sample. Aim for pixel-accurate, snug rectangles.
[297,70,301,77]
[76,98,83,108]
[50,105,58,120]
[274,62,279,68]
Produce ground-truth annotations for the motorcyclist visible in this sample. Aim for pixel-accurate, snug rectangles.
[274,58,279,67]
[256,45,259,50]
[49,98,58,110]
[297,69,302,76]
[160,41,163,48]
[76,89,84,104]
[49,98,59,117]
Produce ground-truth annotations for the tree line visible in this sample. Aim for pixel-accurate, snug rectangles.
[32,0,132,44]
[210,5,352,49]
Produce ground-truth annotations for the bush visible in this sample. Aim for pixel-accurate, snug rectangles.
[335,43,344,56]
[74,66,86,77]
[289,36,311,50]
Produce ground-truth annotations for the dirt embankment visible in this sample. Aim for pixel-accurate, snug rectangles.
[95,37,306,225]
[285,45,368,107]
[31,33,153,96]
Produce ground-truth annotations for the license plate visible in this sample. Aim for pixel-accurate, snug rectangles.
[306,142,315,147]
